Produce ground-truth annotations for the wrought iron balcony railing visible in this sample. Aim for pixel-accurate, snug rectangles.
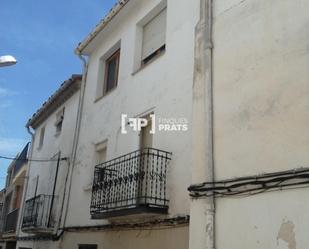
[3,209,19,234]
[91,148,172,219]
[22,194,55,232]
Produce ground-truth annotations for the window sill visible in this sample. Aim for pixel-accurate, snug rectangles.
[54,132,61,138]
[94,87,117,103]
[83,183,93,191]
[132,50,166,76]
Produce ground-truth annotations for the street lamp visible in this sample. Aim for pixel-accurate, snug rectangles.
[0,55,17,67]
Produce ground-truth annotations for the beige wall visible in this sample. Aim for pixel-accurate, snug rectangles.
[216,189,309,249]
[213,0,309,248]
[213,0,309,178]
[61,226,189,249]
[17,240,60,249]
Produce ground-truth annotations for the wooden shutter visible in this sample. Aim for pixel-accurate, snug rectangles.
[142,8,167,60]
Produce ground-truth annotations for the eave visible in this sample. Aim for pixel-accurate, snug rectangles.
[26,74,82,129]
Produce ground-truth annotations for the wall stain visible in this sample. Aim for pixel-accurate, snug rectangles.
[277,220,296,249]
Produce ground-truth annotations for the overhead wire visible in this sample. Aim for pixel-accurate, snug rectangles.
[0,155,69,162]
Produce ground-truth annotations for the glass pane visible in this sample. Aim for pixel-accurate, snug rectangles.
[106,56,117,92]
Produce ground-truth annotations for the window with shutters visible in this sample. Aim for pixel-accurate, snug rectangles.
[141,8,167,66]
[55,108,65,135]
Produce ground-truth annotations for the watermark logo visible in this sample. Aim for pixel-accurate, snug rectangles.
[121,114,188,134]
[121,114,155,134]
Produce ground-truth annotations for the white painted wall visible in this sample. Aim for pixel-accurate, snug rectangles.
[16,84,80,248]
[17,1,309,249]
[66,0,199,229]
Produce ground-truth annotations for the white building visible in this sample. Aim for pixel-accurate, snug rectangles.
[61,0,196,248]
[16,0,309,249]
[16,75,82,249]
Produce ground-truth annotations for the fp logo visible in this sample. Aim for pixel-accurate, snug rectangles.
[121,114,155,134]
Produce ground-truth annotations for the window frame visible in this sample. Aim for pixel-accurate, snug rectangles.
[132,1,167,74]
[78,245,98,249]
[142,44,166,67]
[141,7,167,65]
[55,108,65,135]
[103,48,120,95]
[38,126,45,149]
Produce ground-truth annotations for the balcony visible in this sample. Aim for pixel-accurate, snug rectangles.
[91,148,172,219]
[3,209,19,234]
[22,194,56,233]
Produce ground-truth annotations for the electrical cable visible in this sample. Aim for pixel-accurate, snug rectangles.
[188,167,309,198]
[0,155,69,162]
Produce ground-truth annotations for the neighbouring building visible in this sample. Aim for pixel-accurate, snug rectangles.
[0,144,29,249]
[16,75,82,249]
[14,0,309,249]
[0,189,6,249]
[188,1,309,249]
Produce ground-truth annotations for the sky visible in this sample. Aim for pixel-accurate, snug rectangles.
[0,0,117,188]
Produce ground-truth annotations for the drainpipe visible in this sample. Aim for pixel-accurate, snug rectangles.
[189,0,214,249]
[16,127,35,238]
[60,52,88,234]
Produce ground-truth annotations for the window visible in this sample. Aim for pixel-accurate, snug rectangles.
[140,114,153,149]
[6,169,12,187]
[38,126,45,148]
[78,245,97,249]
[55,108,65,135]
[104,49,120,95]
[95,142,107,183]
[31,176,39,198]
[96,147,107,165]
[141,8,167,66]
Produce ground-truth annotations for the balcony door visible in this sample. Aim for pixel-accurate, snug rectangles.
[140,115,153,150]
[138,114,153,206]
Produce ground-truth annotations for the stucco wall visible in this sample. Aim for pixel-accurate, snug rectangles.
[16,240,60,249]
[17,87,80,239]
[213,0,309,248]
[28,92,80,200]
[213,0,309,178]
[216,189,309,249]
[61,226,189,249]
[66,0,199,227]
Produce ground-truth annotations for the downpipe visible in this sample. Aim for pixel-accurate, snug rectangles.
[60,52,89,238]
[189,0,215,249]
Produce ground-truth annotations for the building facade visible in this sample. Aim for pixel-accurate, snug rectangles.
[16,75,81,249]
[0,144,29,249]
[61,0,197,248]
[189,1,309,249]
[13,0,309,249]
[0,188,5,248]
